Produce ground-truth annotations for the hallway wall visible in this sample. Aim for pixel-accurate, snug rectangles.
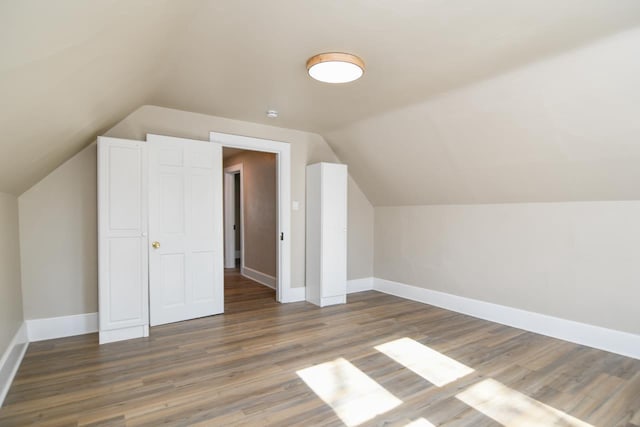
[224,150,277,278]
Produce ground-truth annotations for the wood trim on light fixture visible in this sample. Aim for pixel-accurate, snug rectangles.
[306,52,365,72]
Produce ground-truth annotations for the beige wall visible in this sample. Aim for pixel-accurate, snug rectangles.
[348,177,374,279]
[0,193,24,354]
[375,202,640,334]
[18,145,98,319]
[224,151,277,277]
[17,105,374,319]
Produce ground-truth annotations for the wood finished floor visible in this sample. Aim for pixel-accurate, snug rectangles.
[1,270,639,426]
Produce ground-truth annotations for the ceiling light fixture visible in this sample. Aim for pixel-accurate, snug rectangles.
[306,52,365,84]
[266,109,279,118]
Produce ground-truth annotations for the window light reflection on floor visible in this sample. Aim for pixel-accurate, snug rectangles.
[375,337,474,387]
[456,378,593,427]
[296,357,402,427]
[404,417,436,427]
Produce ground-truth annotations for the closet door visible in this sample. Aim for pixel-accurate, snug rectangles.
[147,134,224,326]
[97,137,149,344]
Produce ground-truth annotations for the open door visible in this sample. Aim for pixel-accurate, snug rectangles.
[147,134,224,326]
[98,137,149,344]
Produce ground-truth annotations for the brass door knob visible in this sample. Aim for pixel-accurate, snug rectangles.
[152,241,161,249]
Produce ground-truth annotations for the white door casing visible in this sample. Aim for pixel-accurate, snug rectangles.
[223,164,243,269]
[210,132,294,303]
[97,137,149,344]
[148,134,224,326]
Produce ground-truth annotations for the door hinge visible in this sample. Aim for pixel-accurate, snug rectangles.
[280,232,284,241]
[233,224,236,230]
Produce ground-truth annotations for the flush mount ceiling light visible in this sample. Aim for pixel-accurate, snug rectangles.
[306,52,365,84]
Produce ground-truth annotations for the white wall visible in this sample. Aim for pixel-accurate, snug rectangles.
[19,144,98,319]
[0,193,24,353]
[18,106,374,320]
[375,201,640,334]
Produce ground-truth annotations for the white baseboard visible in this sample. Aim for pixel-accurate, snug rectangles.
[26,312,98,342]
[282,286,306,303]
[99,325,149,345]
[347,277,374,294]
[307,294,347,308]
[241,266,276,289]
[240,266,305,303]
[373,278,640,360]
[0,322,28,407]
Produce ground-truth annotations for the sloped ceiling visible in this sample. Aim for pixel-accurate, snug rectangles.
[2,1,640,202]
[326,28,640,205]
[0,0,200,194]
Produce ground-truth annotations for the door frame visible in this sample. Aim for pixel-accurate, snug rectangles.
[211,132,293,303]
[223,163,243,269]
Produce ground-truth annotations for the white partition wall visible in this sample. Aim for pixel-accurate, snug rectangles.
[97,137,149,344]
[306,162,348,307]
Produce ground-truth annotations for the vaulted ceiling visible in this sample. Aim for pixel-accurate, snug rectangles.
[2,0,640,203]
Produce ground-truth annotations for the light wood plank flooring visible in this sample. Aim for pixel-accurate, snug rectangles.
[1,270,638,426]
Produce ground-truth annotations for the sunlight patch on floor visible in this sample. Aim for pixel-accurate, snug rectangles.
[456,378,593,427]
[375,337,474,387]
[297,357,402,426]
[404,417,436,427]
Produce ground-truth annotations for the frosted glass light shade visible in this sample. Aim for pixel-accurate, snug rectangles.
[306,52,365,83]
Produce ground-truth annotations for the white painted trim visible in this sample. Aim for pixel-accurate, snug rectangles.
[347,277,374,294]
[316,295,347,307]
[211,132,291,304]
[283,286,306,303]
[224,163,243,269]
[241,266,276,289]
[99,325,148,345]
[26,313,98,342]
[0,323,28,407]
[373,278,640,360]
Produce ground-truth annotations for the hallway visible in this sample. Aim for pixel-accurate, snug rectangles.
[224,267,276,314]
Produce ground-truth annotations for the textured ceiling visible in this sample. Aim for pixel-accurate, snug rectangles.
[2,0,640,201]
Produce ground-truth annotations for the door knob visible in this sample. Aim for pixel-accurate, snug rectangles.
[152,241,161,249]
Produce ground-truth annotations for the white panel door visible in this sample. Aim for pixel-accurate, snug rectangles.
[148,134,223,326]
[97,137,149,344]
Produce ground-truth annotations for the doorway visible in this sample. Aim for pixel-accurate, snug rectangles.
[224,163,243,270]
[97,132,294,344]
[223,148,277,303]
[211,132,293,303]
